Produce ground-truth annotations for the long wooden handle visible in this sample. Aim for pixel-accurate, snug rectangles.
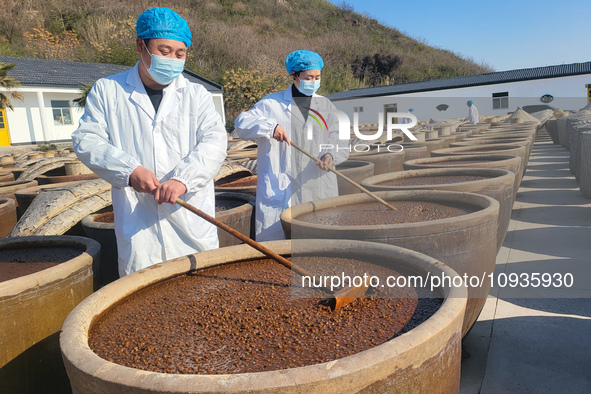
[175,198,313,277]
[290,142,398,211]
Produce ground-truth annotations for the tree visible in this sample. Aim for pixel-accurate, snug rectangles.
[0,62,24,110]
[73,82,94,108]
[351,54,403,86]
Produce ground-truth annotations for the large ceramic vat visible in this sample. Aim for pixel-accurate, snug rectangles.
[334,160,375,195]
[281,190,499,337]
[403,154,522,191]
[360,168,515,249]
[0,236,99,393]
[61,240,467,393]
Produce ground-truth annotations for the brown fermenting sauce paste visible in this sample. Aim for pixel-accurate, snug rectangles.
[217,176,258,188]
[89,256,442,374]
[296,201,474,226]
[0,247,83,282]
[379,175,487,186]
[93,211,114,223]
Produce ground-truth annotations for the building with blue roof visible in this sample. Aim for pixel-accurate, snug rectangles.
[328,61,591,123]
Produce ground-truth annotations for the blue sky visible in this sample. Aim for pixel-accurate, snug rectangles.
[327,0,591,71]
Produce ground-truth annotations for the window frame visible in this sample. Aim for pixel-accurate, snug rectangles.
[492,92,509,110]
[51,100,73,125]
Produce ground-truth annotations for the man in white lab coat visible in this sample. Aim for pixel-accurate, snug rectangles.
[466,100,479,124]
[234,50,349,241]
[72,8,227,276]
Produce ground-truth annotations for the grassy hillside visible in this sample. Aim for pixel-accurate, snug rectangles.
[0,0,491,122]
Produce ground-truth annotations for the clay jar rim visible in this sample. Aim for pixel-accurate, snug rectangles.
[462,136,533,144]
[214,191,255,218]
[463,134,533,142]
[431,143,526,156]
[0,235,100,298]
[403,154,521,169]
[59,239,467,392]
[449,138,530,148]
[82,212,115,230]
[397,143,429,150]
[335,160,375,170]
[281,190,499,237]
[360,168,515,192]
[0,197,15,207]
[466,131,533,139]
[349,147,405,157]
[215,177,258,192]
[485,126,537,133]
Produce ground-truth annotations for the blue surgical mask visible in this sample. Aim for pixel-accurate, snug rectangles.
[142,41,185,85]
[296,77,321,96]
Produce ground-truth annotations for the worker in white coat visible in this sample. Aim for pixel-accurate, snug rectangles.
[466,100,479,124]
[401,108,415,124]
[234,50,349,241]
[72,8,227,276]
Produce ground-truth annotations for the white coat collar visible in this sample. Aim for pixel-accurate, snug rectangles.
[283,85,322,125]
[127,63,155,120]
[283,85,306,124]
[126,62,188,122]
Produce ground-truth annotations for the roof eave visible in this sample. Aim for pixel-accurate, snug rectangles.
[329,67,591,101]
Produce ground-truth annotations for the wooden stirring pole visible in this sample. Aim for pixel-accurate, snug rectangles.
[176,198,369,309]
[290,142,397,211]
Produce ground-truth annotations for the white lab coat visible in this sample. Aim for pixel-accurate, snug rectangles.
[72,63,227,276]
[466,104,479,124]
[401,113,414,124]
[234,86,349,241]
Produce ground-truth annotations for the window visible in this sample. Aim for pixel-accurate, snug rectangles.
[0,110,5,129]
[492,92,509,109]
[353,106,364,113]
[51,100,72,125]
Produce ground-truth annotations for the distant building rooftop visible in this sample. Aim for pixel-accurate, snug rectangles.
[328,61,591,101]
[0,55,222,93]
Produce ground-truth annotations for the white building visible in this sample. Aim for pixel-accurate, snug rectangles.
[328,61,591,123]
[0,56,225,146]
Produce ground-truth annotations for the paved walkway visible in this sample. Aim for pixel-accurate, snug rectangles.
[460,130,591,393]
[4,134,588,391]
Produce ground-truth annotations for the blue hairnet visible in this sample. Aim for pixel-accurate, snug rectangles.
[286,50,324,75]
[409,108,414,112]
[136,8,192,48]
[467,100,474,105]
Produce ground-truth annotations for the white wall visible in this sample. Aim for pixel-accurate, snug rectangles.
[3,86,226,145]
[42,91,85,142]
[211,93,226,125]
[333,74,591,124]
[3,87,83,144]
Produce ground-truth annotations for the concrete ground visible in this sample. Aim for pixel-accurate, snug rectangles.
[460,131,591,393]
